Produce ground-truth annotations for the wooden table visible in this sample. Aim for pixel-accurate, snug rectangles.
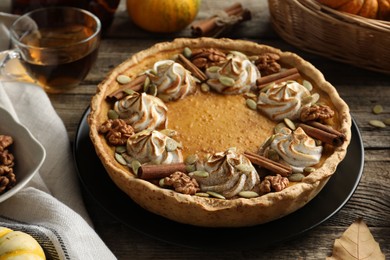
[49,0,390,258]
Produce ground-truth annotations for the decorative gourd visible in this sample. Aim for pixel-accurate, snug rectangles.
[126,0,201,33]
[0,227,45,260]
[317,0,390,20]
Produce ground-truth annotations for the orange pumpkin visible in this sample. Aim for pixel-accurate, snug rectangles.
[126,0,201,33]
[317,0,390,20]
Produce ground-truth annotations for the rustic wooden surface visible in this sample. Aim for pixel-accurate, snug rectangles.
[48,0,389,259]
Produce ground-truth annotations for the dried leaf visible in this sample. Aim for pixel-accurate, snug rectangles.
[327,218,385,260]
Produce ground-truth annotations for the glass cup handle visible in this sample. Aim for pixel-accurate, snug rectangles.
[0,49,33,82]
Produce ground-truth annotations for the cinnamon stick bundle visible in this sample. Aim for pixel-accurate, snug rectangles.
[256,68,300,89]
[191,2,251,37]
[298,121,346,147]
[107,74,147,100]
[138,163,187,180]
[244,151,292,177]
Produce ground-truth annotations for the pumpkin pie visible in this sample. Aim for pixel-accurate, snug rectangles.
[88,38,351,227]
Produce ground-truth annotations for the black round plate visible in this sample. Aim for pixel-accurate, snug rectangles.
[73,108,364,249]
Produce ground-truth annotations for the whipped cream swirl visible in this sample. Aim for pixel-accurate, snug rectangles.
[257,80,311,121]
[206,53,260,94]
[191,148,260,198]
[271,127,323,173]
[150,60,197,102]
[114,92,167,132]
[126,129,183,164]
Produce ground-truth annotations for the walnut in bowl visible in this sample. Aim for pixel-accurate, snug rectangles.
[0,107,46,202]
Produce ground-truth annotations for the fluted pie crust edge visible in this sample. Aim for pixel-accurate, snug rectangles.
[88,38,351,227]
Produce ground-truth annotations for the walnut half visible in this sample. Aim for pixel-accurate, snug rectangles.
[163,171,200,195]
[99,119,134,146]
[259,174,289,195]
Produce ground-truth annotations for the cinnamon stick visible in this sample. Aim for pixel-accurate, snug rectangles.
[256,68,300,89]
[191,2,251,37]
[138,163,187,180]
[177,54,208,81]
[107,74,147,100]
[298,122,345,147]
[244,151,292,177]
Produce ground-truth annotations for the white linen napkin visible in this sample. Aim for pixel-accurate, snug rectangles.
[0,82,117,259]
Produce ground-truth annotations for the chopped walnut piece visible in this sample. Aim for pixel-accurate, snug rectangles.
[190,48,227,70]
[254,53,281,76]
[163,171,200,195]
[259,174,289,194]
[0,134,16,194]
[0,135,13,152]
[0,150,14,167]
[0,172,16,193]
[99,119,134,146]
[300,104,335,122]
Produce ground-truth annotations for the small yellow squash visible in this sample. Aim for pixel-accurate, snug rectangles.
[126,0,201,33]
[0,227,45,260]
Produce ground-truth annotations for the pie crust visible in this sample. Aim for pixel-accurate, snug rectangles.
[88,38,351,227]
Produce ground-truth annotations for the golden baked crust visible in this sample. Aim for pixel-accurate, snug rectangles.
[88,38,351,227]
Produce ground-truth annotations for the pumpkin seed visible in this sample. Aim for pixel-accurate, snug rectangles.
[115,146,127,154]
[165,138,178,152]
[200,83,210,92]
[369,120,386,128]
[384,118,390,125]
[238,190,259,198]
[302,80,313,91]
[207,66,220,73]
[310,93,320,104]
[121,153,134,164]
[159,178,166,187]
[116,74,131,84]
[274,122,287,133]
[185,164,196,173]
[262,135,275,148]
[123,89,136,96]
[195,192,210,197]
[260,82,275,93]
[143,76,151,90]
[185,154,199,165]
[235,163,254,173]
[283,118,296,130]
[288,173,305,182]
[206,191,226,199]
[372,104,383,114]
[183,47,192,58]
[115,153,127,165]
[131,160,142,176]
[190,170,209,178]
[219,75,235,87]
[304,166,316,174]
[108,109,119,120]
[302,95,314,104]
[148,84,158,96]
[246,98,257,110]
[160,129,177,137]
[243,92,257,100]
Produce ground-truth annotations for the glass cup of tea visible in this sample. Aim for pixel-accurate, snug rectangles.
[0,7,101,93]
